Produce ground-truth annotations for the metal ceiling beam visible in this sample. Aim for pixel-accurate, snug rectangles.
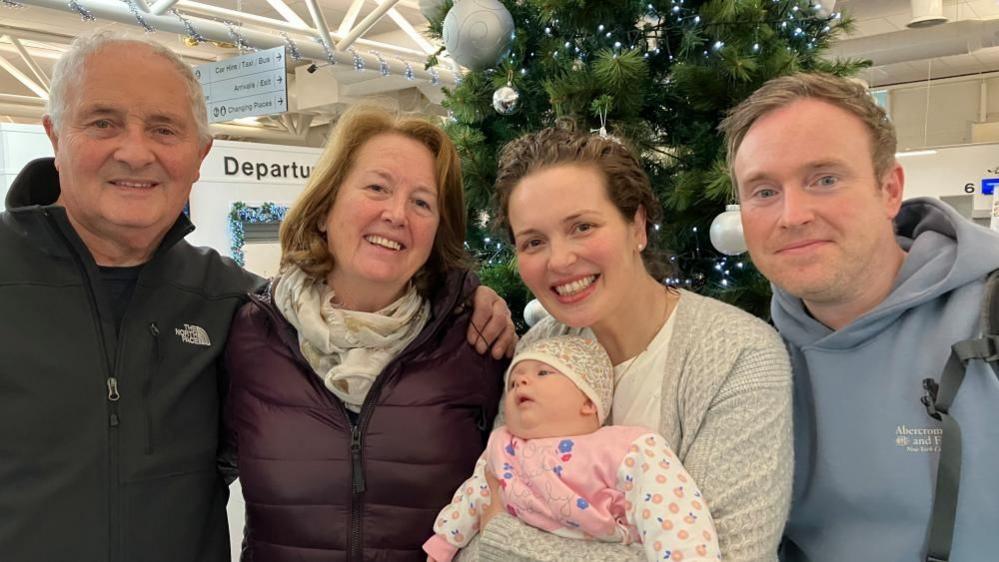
[0,102,45,119]
[8,35,50,91]
[264,0,309,28]
[13,0,457,86]
[294,113,314,136]
[0,93,45,105]
[0,23,216,62]
[0,25,75,45]
[338,0,366,36]
[0,43,61,61]
[179,1,310,32]
[336,0,400,51]
[280,113,315,136]
[0,54,48,98]
[379,1,435,54]
[176,0,426,58]
[148,0,180,15]
[303,0,336,57]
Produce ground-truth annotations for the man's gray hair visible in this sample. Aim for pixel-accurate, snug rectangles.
[46,31,211,144]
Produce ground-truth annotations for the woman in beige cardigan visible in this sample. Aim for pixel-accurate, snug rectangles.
[459,126,793,562]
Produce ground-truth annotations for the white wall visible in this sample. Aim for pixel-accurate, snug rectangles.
[187,139,321,261]
[891,81,981,148]
[0,125,320,265]
[885,73,999,149]
[0,123,53,209]
[899,143,999,214]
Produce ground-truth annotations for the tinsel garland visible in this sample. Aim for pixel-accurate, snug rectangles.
[228,201,289,266]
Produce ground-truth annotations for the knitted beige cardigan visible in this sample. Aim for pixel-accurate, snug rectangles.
[457,290,793,562]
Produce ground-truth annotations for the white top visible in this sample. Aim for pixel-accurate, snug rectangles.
[611,300,679,430]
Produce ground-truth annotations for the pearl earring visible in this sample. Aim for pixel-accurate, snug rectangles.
[638,244,645,251]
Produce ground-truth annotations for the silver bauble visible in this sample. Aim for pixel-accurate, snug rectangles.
[492,84,520,115]
[709,204,748,256]
[442,0,515,71]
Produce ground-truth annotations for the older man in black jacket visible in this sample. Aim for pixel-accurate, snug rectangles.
[0,31,261,562]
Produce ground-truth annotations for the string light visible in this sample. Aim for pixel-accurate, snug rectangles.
[448,0,840,302]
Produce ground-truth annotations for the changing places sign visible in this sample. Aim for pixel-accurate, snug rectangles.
[195,47,288,123]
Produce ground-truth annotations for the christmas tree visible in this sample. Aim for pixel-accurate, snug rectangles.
[425,0,866,325]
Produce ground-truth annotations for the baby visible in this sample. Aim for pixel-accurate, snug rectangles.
[423,335,720,562]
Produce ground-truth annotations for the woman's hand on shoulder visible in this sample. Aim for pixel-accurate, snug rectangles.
[468,285,518,359]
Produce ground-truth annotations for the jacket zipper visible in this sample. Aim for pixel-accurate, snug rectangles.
[144,323,161,454]
[349,423,364,562]
[248,294,366,562]
[43,210,122,562]
[350,425,365,494]
[249,271,469,562]
[346,271,468,562]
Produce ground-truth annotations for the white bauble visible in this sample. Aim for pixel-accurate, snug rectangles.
[419,0,447,21]
[709,204,748,256]
[815,0,836,16]
[442,0,515,71]
[523,298,548,328]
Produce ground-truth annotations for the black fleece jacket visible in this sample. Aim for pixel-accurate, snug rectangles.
[0,157,262,562]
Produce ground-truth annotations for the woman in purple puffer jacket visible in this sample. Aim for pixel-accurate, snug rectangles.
[223,106,507,562]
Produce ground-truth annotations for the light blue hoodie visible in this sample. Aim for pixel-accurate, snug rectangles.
[777,198,999,561]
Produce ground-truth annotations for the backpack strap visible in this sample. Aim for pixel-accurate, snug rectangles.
[921,269,999,562]
[981,269,999,351]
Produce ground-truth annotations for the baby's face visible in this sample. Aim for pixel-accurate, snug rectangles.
[503,359,597,440]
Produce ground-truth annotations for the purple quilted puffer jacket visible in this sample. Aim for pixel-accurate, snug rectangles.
[224,270,505,562]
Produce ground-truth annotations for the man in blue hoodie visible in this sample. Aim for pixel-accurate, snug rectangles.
[720,72,999,561]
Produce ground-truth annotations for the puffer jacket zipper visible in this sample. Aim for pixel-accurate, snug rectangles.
[347,271,469,562]
[248,293,361,560]
[248,270,470,562]
[43,209,122,562]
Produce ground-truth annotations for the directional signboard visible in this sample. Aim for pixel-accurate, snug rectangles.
[195,47,288,123]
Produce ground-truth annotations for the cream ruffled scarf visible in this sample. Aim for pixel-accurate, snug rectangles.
[274,265,430,412]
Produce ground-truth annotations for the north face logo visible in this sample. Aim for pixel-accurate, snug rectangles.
[175,324,212,346]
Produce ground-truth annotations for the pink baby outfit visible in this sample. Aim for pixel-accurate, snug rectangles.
[423,425,720,562]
